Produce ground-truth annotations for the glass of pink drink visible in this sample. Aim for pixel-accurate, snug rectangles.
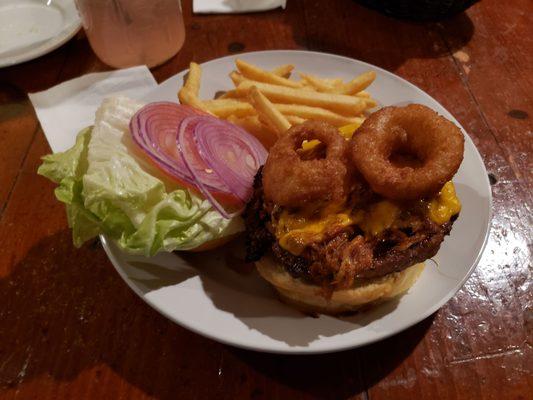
[75,0,185,68]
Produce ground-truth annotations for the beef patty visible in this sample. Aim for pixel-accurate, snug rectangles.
[244,169,455,288]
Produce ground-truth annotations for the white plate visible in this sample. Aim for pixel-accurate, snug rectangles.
[102,50,492,354]
[0,0,81,68]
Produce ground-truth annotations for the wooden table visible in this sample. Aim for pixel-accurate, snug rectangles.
[0,0,531,398]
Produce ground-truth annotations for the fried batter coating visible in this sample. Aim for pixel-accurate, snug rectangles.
[262,121,350,207]
[351,104,464,200]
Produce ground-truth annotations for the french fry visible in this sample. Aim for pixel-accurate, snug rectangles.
[204,98,255,118]
[236,81,366,116]
[336,71,376,95]
[231,75,303,93]
[184,62,202,97]
[356,90,370,98]
[227,114,261,130]
[230,71,306,92]
[229,71,245,86]
[362,98,378,108]
[236,59,303,89]
[219,89,244,99]
[299,73,346,93]
[323,78,344,87]
[271,64,294,78]
[178,88,213,115]
[248,86,291,134]
[230,73,302,93]
[285,115,306,125]
[299,73,335,92]
[299,79,315,89]
[274,103,364,127]
[227,115,278,149]
[230,72,316,96]
[177,62,215,114]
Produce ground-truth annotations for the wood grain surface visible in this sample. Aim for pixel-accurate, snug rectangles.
[0,0,531,399]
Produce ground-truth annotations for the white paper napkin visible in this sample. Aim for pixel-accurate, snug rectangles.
[193,0,286,14]
[29,66,157,153]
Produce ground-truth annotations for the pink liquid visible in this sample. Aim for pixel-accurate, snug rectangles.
[76,0,185,68]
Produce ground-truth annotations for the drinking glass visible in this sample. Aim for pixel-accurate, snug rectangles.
[75,0,185,68]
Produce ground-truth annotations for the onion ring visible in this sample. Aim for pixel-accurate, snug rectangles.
[262,121,350,207]
[350,104,464,200]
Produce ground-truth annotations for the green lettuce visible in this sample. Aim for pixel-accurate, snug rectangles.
[38,96,243,256]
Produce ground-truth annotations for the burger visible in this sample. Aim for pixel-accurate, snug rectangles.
[243,106,464,315]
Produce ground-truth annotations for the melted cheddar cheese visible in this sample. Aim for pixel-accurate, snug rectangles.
[428,181,461,225]
[359,201,400,236]
[274,201,359,255]
[301,122,361,151]
[338,123,361,139]
[275,210,357,255]
[272,182,461,255]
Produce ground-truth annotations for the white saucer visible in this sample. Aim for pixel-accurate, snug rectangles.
[0,0,81,68]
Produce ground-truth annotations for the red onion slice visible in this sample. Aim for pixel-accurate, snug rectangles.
[192,118,267,202]
[178,118,239,218]
[130,102,205,188]
[177,116,238,196]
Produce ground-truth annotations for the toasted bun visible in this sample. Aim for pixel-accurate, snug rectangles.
[256,255,424,315]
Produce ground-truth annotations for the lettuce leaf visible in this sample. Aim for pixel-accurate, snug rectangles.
[38,96,243,256]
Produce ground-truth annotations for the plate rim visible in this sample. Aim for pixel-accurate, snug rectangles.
[102,49,493,354]
[0,0,81,68]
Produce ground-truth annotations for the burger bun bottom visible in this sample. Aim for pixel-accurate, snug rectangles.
[256,255,424,315]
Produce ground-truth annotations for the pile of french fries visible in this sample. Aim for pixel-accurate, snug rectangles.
[178,59,377,148]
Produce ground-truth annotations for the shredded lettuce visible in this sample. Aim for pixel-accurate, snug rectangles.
[38,96,243,256]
